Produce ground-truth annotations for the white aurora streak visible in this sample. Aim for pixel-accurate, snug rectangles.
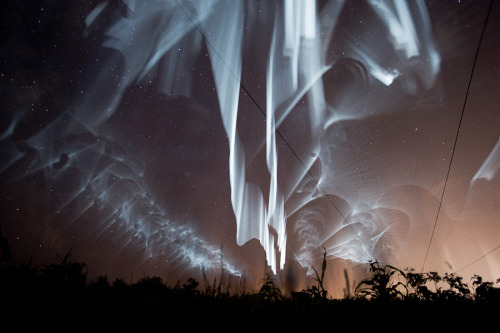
[2,0,439,274]
[472,136,500,183]
[3,0,499,288]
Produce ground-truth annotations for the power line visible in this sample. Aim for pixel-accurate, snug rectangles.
[179,2,349,222]
[240,81,349,221]
[430,136,499,262]
[454,244,500,274]
[420,0,494,273]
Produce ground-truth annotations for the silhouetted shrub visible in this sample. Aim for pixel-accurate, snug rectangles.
[355,261,407,301]
[36,248,87,296]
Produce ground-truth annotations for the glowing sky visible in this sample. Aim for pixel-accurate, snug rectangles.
[1,0,499,295]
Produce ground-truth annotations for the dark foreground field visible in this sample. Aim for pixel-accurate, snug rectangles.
[1,258,498,330]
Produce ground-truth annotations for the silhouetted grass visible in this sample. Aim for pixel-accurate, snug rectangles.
[1,253,498,330]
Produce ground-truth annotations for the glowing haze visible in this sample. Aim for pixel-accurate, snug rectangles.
[1,0,499,295]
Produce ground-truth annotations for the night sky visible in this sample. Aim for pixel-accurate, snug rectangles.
[1,0,499,296]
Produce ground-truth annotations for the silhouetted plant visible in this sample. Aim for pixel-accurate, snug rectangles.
[88,275,111,299]
[343,268,352,299]
[439,272,472,301]
[472,274,493,302]
[355,260,407,301]
[112,277,129,290]
[404,268,438,301]
[90,275,110,288]
[407,270,474,302]
[257,272,282,302]
[182,277,200,295]
[303,247,328,299]
[472,275,500,303]
[37,247,87,295]
[134,276,165,292]
[129,275,170,309]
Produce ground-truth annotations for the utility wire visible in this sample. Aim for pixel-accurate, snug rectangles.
[420,0,494,273]
[240,78,349,221]
[179,2,349,222]
[431,135,499,262]
[454,244,500,274]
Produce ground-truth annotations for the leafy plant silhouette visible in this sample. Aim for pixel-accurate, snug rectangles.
[404,268,442,301]
[37,247,87,295]
[472,274,500,303]
[355,260,407,301]
[257,271,282,302]
[303,247,328,299]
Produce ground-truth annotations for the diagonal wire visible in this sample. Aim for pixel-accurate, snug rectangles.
[178,1,350,222]
[454,244,500,274]
[420,0,494,273]
[431,137,499,262]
